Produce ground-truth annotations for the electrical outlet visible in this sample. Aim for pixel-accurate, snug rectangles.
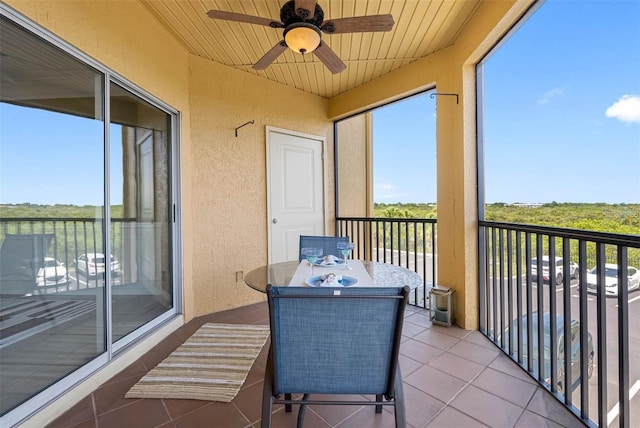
[235,271,243,282]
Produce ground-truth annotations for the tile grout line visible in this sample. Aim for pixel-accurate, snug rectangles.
[422,349,516,428]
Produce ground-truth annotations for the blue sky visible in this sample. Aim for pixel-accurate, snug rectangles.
[0,106,123,206]
[372,92,436,203]
[373,0,640,204]
[1,1,638,206]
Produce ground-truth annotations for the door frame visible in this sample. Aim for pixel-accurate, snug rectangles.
[266,126,327,264]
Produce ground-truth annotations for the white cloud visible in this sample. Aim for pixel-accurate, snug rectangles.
[375,183,408,200]
[378,183,395,191]
[605,95,640,124]
[537,88,564,105]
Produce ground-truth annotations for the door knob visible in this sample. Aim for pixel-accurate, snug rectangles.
[272,218,278,224]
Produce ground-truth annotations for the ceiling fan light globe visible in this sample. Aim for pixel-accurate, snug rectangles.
[284,22,321,54]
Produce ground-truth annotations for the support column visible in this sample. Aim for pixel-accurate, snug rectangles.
[435,65,479,330]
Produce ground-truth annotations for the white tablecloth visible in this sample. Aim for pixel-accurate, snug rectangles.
[288,259,376,287]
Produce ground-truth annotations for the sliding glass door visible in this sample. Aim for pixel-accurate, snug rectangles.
[109,83,173,341]
[0,13,178,419]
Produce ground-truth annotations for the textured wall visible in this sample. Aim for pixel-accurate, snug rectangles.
[188,56,332,316]
[336,114,370,217]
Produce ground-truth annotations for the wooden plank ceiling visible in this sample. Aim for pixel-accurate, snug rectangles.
[140,0,482,98]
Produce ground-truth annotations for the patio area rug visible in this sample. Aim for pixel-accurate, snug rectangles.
[125,323,270,402]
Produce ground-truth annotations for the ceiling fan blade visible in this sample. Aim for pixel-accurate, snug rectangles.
[314,42,346,74]
[207,10,283,28]
[295,0,317,19]
[321,14,394,34]
[253,41,288,70]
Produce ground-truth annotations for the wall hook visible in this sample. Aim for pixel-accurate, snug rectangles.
[430,92,459,104]
[235,120,255,137]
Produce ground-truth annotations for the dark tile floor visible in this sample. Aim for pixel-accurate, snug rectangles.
[46,303,586,428]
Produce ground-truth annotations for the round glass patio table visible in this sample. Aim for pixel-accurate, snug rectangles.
[244,260,423,293]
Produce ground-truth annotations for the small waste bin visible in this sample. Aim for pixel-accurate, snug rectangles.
[429,286,455,327]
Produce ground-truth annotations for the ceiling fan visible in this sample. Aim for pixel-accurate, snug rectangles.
[207,0,394,74]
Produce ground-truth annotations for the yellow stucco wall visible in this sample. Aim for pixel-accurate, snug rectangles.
[188,55,331,316]
[336,114,371,217]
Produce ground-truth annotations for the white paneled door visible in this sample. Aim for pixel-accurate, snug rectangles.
[267,127,325,263]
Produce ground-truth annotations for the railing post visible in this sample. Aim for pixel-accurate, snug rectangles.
[596,243,607,428]
[617,247,629,428]
[562,238,572,405]
[548,237,557,394]
[578,240,589,420]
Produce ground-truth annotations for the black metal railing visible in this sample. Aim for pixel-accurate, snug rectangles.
[7,215,636,426]
[0,217,134,294]
[479,221,640,428]
[336,217,437,308]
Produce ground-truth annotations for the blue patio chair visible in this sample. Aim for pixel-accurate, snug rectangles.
[262,285,409,428]
[298,235,349,261]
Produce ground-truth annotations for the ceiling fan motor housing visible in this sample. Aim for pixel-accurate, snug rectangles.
[280,0,324,27]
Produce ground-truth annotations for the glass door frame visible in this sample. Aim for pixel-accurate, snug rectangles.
[0,5,182,426]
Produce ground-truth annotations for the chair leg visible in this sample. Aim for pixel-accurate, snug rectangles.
[261,348,274,428]
[296,393,309,428]
[285,393,292,412]
[393,367,406,428]
[375,394,383,413]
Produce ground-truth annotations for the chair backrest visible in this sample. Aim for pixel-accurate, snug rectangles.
[266,285,409,396]
[298,235,349,261]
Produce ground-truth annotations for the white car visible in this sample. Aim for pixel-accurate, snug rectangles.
[531,256,579,285]
[585,264,640,297]
[35,257,69,286]
[76,253,120,278]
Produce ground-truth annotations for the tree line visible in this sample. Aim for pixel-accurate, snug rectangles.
[374,202,640,236]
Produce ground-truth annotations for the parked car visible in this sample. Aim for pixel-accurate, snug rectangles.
[76,253,120,278]
[503,312,594,393]
[531,256,579,285]
[35,257,69,286]
[584,263,640,297]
